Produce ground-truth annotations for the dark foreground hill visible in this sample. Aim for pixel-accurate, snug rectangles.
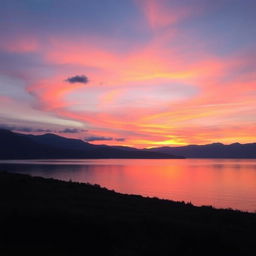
[0,172,255,256]
[0,129,183,159]
[147,142,256,158]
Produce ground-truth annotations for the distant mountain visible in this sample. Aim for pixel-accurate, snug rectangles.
[0,129,183,159]
[27,133,96,151]
[146,143,256,158]
[1,129,255,159]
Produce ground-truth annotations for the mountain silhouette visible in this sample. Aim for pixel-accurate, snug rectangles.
[146,143,256,158]
[1,129,254,159]
[27,133,97,151]
[0,129,183,159]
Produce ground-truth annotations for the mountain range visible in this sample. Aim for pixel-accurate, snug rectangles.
[0,129,255,159]
[147,143,256,158]
[0,129,182,159]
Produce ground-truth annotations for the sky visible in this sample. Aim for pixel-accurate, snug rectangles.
[0,0,256,148]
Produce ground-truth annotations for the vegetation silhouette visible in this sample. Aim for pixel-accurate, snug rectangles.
[0,172,255,255]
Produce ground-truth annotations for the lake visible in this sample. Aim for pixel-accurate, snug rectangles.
[0,158,256,212]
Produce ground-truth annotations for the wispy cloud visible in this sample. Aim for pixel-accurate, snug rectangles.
[84,136,125,142]
[1,0,256,147]
[59,128,87,133]
[136,0,195,30]
[0,124,86,134]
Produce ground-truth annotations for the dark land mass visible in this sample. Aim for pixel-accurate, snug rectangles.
[147,142,256,158]
[0,172,256,256]
[0,129,183,159]
[1,129,255,159]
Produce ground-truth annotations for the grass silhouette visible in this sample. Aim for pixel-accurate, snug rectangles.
[0,171,255,255]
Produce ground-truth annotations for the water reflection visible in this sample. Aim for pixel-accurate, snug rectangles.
[0,159,256,212]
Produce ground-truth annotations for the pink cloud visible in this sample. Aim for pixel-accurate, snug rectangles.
[136,0,195,29]
[0,36,39,53]
[2,3,255,147]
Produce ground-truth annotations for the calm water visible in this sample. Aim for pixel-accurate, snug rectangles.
[0,159,256,212]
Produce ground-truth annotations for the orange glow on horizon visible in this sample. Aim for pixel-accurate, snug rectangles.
[1,0,255,148]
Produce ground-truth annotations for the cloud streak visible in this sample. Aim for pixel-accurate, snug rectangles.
[0,124,86,134]
[84,136,126,142]
[137,0,194,30]
[0,0,256,147]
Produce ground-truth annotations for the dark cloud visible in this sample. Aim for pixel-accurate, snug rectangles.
[115,137,126,142]
[0,124,52,133]
[84,136,113,142]
[84,136,126,142]
[59,128,87,133]
[65,75,89,84]
[0,124,86,134]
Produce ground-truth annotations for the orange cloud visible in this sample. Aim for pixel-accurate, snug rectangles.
[1,0,256,148]
[25,37,255,147]
[13,5,255,148]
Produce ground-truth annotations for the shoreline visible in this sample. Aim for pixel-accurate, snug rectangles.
[0,171,256,255]
[0,170,253,214]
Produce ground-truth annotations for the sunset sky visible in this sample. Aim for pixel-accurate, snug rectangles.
[0,0,255,148]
